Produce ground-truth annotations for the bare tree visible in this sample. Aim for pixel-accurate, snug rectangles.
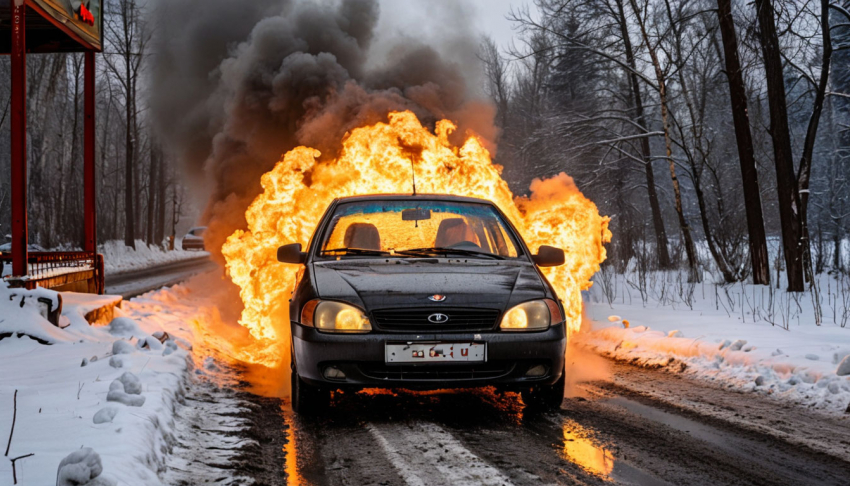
[104,0,150,249]
[479,36,511,130]
[628,0,701,281]
[754,0,805,291]
[716,0,771,284]
[613,0,672,269]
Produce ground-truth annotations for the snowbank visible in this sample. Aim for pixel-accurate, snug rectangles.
[580,275,850,415]
[100,239,209,275]
[1,240,208,279]
[0,282,193,485]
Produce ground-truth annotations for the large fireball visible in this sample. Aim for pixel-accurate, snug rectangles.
[222,111,611,366]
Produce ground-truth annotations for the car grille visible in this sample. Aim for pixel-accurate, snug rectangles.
[371,307,501,332]
[359,362,513,381]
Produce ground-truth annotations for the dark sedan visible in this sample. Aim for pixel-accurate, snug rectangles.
[278,194,567,413]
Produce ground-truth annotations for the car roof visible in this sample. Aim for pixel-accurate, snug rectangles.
[332,194,496,205]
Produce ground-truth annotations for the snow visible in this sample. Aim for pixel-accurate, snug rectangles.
[105,317,140,337]
[580,272,850,415]
[62,293,122,318]
[0,270,259,486]
[100,239,209,276]
[0,286,75,344]
[92,407,118,425]
[111,340,135,355]
[838,355,850,376]
[0,281,195,486]
[1,239,207,279]
[56,448,115,486]
[106,375,146,407]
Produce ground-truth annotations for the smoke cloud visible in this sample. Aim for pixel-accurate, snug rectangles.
[149,0,497,261]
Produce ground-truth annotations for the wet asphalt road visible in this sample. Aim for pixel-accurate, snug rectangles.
[171,360,850,486]
[104,255,217,298]
[118,266,850,485]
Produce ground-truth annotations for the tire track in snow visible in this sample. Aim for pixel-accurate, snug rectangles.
[368,422,516,486]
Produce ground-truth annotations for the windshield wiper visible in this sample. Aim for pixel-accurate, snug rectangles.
[399,247,505,260]
[320,248,395,257]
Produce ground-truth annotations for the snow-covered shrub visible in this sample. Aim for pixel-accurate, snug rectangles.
[111,340,134,355]
[93,407,118,424]
[106,317,141,337]
[56,447,116,486]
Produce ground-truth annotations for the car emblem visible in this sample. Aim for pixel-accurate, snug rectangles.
[428,313,450,323]
[428,294,446,302]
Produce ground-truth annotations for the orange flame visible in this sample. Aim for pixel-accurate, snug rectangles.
[222,111,611,366]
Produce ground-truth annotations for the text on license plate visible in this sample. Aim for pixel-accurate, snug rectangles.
[386,342,486,363]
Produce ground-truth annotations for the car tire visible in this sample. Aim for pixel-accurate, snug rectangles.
[290,368,329,414]
[521,367,565,411]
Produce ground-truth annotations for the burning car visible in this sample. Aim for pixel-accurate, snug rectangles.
[279,194,568,413]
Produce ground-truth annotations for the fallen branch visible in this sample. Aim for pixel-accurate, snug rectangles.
[5,389,16,456]
[139,357,152,374]
[10,453,34,485]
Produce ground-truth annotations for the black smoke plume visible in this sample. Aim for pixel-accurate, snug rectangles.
[149,0,496,260]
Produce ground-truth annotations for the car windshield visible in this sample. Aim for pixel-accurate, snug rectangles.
[317,200,521,259]
[190,228,205,236]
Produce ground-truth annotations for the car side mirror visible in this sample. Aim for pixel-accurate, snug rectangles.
[277,243,307,264]
[532,245,565,267]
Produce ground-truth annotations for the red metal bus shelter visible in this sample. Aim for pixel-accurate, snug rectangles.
[1,0,104,293]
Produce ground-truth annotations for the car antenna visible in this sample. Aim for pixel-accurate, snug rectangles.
[410,159,417,196]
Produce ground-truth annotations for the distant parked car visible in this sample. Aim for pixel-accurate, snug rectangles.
[181,227,207,251]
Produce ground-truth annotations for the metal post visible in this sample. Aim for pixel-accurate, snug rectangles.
[84,51,96,254]
[10,0,27,278]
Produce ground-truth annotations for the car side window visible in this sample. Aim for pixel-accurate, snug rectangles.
[485,223,517,257]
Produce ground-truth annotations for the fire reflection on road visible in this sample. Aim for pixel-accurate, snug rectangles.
[560,419,615,478]
[282,410,306,486]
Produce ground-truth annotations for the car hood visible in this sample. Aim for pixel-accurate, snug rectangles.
[311,259,548,312]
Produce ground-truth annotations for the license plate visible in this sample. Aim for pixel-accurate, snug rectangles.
[385,342,486,363]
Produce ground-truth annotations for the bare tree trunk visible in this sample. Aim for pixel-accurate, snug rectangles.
[169,184,183,251]
[663,0,738,282]
[615,0,671,269]
[124,87,135,248]
[628,0,700,281]
[755,0,804,291]
[716,0,771,285]
[155,149,167,247]
[146,143,156,245]
[692,167,737,282]
[132,76,141,241]
[104,0,149,249]
[797,0,833,278]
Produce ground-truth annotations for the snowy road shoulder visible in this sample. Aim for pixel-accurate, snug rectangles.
[0,282,205,486]
[100,239,210,277]
[578,297,850,415]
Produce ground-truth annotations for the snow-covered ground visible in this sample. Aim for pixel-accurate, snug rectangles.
[580,271,850,415]
[0,278,233,486]
[100,239,209,275]
[0,239,208,279]
[3,260,849,484]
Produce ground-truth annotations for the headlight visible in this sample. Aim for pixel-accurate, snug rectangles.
[500,299,562,331]
[301,300,372,333]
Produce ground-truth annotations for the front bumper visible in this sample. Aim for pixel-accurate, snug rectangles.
[291,322,566,389]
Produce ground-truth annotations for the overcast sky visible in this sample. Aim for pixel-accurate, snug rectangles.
[375,0,536,51]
